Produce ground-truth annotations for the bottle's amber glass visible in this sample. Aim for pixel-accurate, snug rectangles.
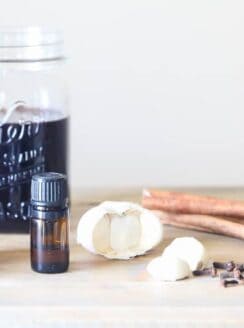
[31,216,69,273]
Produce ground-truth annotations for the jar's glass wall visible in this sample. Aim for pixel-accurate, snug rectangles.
[0,61,68,120]
[0,28,69,232]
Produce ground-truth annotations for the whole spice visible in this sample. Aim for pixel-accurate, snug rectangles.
[219,272,235,280]
[189,260,244,288]
[221,279,240,288]
[154,210,214,233]
[213,261,235,272]
[235,264,244,272]
[220,271,244,288]
[152,210,244,241]
[193,267,217,277]
[217,264,244,288]
[233,268,243,280]
[142,189,244,218]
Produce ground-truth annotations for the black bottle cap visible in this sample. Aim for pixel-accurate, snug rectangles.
[31,172,68,208]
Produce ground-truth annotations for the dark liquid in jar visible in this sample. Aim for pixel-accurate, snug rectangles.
[0,109,68,232]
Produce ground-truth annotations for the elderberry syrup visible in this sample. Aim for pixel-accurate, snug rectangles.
[0,108,68,231]
[0,27,69,232]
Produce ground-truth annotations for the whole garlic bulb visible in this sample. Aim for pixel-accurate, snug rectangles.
[77,201,163,260]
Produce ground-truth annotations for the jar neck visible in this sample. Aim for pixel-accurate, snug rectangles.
[0,44,64,63]
[0,28,65,63]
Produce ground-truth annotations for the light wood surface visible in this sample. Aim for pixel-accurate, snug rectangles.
[1,189,244,327]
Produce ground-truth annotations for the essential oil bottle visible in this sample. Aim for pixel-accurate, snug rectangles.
[30,172,69,273]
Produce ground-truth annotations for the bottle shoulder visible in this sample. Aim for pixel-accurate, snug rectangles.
[30,205,69,220]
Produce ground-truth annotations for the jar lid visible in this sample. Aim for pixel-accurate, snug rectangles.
[0,26,64,62]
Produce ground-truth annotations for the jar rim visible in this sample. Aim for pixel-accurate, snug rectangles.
[0,26,65,62]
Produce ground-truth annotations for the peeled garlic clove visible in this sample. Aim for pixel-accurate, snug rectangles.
[77,206,110,255]
[147,255,190,281]
[77,201,163,260]
[110,213,141,252]
[162,237,207,271]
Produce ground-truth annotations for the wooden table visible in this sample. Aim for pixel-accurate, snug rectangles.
[1,189,244,327]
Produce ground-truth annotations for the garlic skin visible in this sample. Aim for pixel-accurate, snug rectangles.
[162,237,207,271]
[147,255,190,281]
[77,201,163,260]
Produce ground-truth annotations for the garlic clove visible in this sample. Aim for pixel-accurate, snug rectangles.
[138,208,163,252]
[77,206,109,255]
[77,201,163,260]
[110,213,141,252]
[147,255,190,281]
[93,214,111,254]
[162,237,207,271]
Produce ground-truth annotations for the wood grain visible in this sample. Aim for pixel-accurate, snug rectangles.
[1,189,244,327]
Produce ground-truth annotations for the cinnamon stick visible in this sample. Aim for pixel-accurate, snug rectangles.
[153,210,244,240]
[143,189,244,218]
[153,210,213,233]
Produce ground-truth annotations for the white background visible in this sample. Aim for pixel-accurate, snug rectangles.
[1,0,244,190]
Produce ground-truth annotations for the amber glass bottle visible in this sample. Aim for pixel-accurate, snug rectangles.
[30,172,69,273]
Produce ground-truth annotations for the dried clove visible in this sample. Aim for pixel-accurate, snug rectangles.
[219,272,234,280]
[213,261,235,272]
[191,259,244,288]
[193,266,217,277]
[220,279,240,288]
[219,270,244,288]
[233,267,243,280]
[235,264,244,272]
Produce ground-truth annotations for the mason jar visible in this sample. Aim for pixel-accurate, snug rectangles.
[0,27,69,232]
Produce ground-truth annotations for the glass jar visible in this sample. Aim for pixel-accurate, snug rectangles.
[0,27,69,232]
